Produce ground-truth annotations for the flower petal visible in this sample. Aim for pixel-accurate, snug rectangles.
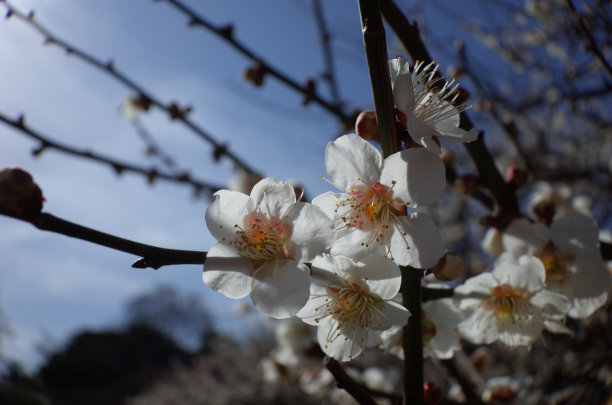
[371,301,410,331]
[284,202,335,262]
[390,212,444,268]
[249,177,296,218]
[380,147,445,207]
[354,254,402,300]
[317,316,367,362]
[550,213,599,253]
[325,134,382,191]
[389,57,415,113]
[502,218,550,256]
[251,260,311,319]
[205,190,251,241]
[203,242,253,299]
[493,255,545,293]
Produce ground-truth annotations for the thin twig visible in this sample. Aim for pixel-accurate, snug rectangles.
[311,0,342,107]
[1,1,258,175]
[0,112,221,196]
[0,207,206,270]
[157,0,351,127]
[566,0,612,79]
[324,357,378,405]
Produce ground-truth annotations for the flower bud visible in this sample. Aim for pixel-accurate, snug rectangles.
[0,167,44,214]
[243,61,266,87]
[431,251,464,281]
[423,381,443,405]
[505,165,528,190]
[532,199,555,225]
[355,110,379,141]
[481,228,504,256]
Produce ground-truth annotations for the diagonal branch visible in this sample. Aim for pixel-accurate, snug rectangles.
[0,112,222,196]
[566,0,612,79]
[157,0,351,127]
[1,1,259,175]
[0,206,206,270]
[380,0,518,216]
[324,357,378,405]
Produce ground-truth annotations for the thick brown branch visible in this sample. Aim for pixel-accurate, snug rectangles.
[158,0,351,126]
[0,112,221,195]
[1,1,258,175]
[358,0,400,158]
[0,207,206,270]
[324,357,378,405]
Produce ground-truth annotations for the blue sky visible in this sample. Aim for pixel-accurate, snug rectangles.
[0,0,510,370]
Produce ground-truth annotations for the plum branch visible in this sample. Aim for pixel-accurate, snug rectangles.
[156,0,352,127]
[1,1,259,176]
[0,112,222,196]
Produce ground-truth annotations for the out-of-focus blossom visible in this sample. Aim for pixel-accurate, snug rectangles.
[455,255,571,347]
[503,215,610,318]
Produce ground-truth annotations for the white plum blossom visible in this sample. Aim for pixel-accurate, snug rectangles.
[297,254,410,362]
[204,177,335,319]
[388,57,478,154]
[314,133,445,268]
[455,255,571,347]
[502,214,610,318]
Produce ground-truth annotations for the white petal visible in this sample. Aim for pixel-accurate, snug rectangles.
[390,212,444,268]
[312,191,343,220]
[249,177,296,218]
[530,289,571,317]
[407,115,439,152]
[203,242,254,299]
[458,308,499,345]
[568,292,608,319]
[297,295,331,326]
[437,126,479,143]
[389,57,415,113]
[492,255,545,292]
[251,260,311,319]
[496,313,542,347]
[455,272,498,306]
[550,213,600,253]
[330,228,382,263]
[317,317,367,362]
[325,134,382,191]
[502,218,549,256]
[372,301,410,331]
[355,254,402,300]
[205,190,251,241]
[380,147,445,207]
[284,202,335,262]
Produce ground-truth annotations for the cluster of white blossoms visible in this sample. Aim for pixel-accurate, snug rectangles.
[203,56,609,362]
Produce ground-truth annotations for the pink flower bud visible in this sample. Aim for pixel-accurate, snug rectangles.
[430,251,464,281]
[0,167,44,214]
[424,381,443,405]
[355,110,379,141]
[505,165,528,190]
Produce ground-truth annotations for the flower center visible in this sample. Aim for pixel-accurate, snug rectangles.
[410,61,469,125]
[338,181,404,247]
[532,242,574,284]
[482,284,531,323]
[323,278,383,332]
[234,212,290,261]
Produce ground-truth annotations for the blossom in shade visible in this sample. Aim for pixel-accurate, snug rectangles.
[204,177,335,319]
[297,254,409,362]
[455,255,571,347]
[314,133,445,269]
[388,57,478,154]
[502,214,610,318]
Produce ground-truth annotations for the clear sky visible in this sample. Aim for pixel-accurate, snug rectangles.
[0,0,507,370]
